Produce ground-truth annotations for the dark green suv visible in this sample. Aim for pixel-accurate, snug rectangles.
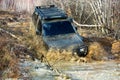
[32,5,88,57]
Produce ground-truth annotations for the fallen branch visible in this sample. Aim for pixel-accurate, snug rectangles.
[73,20,101,27]
[0,28,21,40]
[42,55,70,79]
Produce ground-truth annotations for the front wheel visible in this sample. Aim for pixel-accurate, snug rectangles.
[76,46,88,57]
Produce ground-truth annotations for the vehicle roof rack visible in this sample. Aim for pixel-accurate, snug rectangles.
[36,5,55,9]
[35,5,68,20]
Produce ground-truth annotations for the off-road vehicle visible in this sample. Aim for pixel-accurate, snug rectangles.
[32,5,88,57]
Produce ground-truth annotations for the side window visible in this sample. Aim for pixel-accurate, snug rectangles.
[32,12,42,34]
[37,19,42,32]
[34,16,42,35]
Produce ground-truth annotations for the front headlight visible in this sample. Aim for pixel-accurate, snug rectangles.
[79,48,85,52]
[75,46,88,57]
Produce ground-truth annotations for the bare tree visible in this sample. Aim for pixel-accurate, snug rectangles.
[0,0,119,39]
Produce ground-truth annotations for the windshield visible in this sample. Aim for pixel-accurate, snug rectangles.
[43,21,75,36]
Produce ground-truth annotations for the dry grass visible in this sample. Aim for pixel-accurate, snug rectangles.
[0,11,35,78]
[87,42,108,61]
[23,22,47,59]
[0,39,19,78]
[112,41,120,53]
[46,49,73,62]
[111,40,120,59]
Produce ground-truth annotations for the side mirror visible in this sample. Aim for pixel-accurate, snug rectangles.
[69,18,73,22]
[75,27,78,30]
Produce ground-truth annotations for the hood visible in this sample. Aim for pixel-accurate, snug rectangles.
[43,33,84,50]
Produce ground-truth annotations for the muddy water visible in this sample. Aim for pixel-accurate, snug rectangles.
[57,61,120,80]
[18,59,120,80]
[18,59,55,80]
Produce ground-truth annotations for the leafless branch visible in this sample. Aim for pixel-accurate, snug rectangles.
[73,20,101,27]
[0,28,21,40]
